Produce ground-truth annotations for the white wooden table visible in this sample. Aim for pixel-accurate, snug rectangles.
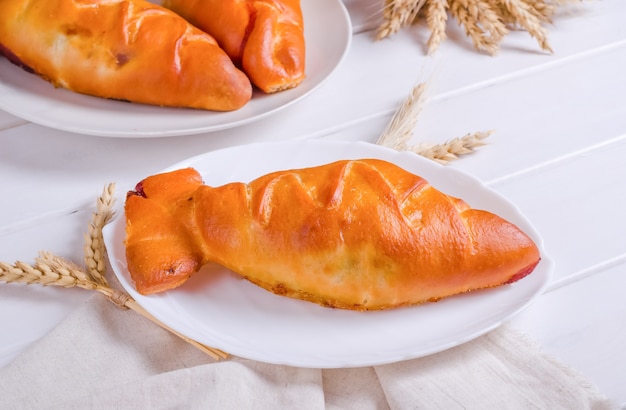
[1,0,625,406]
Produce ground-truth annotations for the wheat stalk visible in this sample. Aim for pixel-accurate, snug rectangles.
[377,0,582,55]
[0,184,228,361]
[376,82,490,163]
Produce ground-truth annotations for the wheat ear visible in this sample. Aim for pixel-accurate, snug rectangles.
[377,0,427,40]
[425,0,449,54]
[410,130,492,164]
[84,183,116,286]
[499,0,552,52]
[449,0,508,55]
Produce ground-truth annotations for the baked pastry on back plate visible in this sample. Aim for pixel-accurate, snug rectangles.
[163,0,306,93]
[0,0,252,111]
[124,160,541,310]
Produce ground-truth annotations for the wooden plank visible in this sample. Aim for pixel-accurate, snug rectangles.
[487,136,626,286]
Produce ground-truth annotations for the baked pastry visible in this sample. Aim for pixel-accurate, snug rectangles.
[162,0,306,93]
[124,160,541,310]
[0,0,252,111]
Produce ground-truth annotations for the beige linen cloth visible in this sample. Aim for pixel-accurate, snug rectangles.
[0,294,614,409]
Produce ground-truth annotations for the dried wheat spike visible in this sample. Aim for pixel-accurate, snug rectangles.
[84,183,116,286]
[0,252,99,290]
[425,0,449,54]
[377,82,428,150]
[499,0,552,52]
[449,0,507,55]
[412,130,492,164]
[377,0,427,40]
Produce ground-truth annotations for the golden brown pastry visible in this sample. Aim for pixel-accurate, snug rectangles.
[124,160,541,310]
[162,0,306,93]
[0,0,252,111]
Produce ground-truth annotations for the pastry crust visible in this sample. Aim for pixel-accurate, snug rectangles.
[124,160,541,310]
[163,0,306,93]
[0,0,252,111]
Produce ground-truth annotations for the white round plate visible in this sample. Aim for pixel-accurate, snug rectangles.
[103,140,552,368]
[0,0,351,138]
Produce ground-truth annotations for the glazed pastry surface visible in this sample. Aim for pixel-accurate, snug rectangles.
[124,160,541,310]
[163,0,306,93]
[0,0,252,110]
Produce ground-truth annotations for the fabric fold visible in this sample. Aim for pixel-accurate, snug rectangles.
[374,326,614,409]
[0,294,614,409]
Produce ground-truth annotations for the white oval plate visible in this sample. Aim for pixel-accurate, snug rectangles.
[0,0,351,138]
[103,140,552,368]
